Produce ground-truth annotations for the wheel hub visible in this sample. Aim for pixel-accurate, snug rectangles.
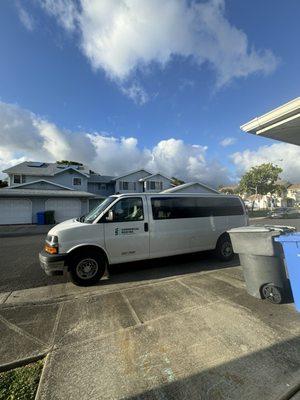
[222,242,232,257]
[262,285,282,304]
[76,258,98,280]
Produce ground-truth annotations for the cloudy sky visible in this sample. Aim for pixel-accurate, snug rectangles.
[0,0,299,186]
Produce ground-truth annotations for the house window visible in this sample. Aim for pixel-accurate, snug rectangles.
[13,174,21,184]
[73,177,82,186]
[98,183,106,190]
[150,181,156,190]
[119,181,136,190]
[147,181,163,190]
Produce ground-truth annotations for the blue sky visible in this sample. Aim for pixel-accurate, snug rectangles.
[0,0,300,186]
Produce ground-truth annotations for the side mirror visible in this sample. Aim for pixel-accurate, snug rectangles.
[106,210,114,222]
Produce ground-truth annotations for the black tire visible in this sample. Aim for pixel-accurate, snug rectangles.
[215,234,234,261]
[261,284,283,304]
[69,251,106,286]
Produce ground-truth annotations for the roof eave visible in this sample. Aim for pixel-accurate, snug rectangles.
[240,97,300,133]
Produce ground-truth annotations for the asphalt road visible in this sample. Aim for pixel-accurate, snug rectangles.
[0,233,237,294]
[0,217,299,294]
[0,234,65,293]
[251,217,300,230]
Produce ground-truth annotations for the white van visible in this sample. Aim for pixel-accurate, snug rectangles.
[39,193,248,285]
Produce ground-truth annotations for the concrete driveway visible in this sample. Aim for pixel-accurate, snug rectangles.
[1,263,300,400]
[1,222,300,399]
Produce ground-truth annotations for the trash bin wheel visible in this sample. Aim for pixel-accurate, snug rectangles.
[261,284,283,304]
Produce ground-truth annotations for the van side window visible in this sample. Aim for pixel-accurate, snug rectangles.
[111,197,144,222]
[151,197,244,220]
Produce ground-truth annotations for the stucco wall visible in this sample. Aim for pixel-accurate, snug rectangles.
[9,171,88,191]
[87,182,115,197]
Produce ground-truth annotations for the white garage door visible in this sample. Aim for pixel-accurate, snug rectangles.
[0,199,32,225]
[45,199,82,223]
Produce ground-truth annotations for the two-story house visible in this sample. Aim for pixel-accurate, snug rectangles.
[6,161,90,191]
[114,170,173,193]
[0,163,174,225]
[0,161,96,224]
[287,184,300,206]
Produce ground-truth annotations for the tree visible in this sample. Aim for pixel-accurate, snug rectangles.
[239,163,283,210]
[0,180,8,188]
[56,160,83,166]
[218,185,238,195]
[171,177,185,186]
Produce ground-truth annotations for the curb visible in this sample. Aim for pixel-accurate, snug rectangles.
[0,351,48,373]
[274,379,300,400]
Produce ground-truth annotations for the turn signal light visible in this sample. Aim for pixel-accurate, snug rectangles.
[44,244,58,254]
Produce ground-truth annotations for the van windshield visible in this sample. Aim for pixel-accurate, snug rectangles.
[79,197,117,223]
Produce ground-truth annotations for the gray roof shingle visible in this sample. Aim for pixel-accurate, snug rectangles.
[88,175,114,183]
[3,161,91,176]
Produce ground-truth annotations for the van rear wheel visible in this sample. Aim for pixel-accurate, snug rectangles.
[69,252,105,286]
[215,234,234,261]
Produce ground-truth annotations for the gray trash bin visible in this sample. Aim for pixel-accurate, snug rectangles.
[228,225,295,304]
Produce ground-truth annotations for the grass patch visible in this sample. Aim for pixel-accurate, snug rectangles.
[0,359,43,400]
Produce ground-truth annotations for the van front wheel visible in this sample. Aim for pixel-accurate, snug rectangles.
[69,252,105,286]
[215,234,234,261]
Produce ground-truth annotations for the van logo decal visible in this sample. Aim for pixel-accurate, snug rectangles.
[114,227,139,236]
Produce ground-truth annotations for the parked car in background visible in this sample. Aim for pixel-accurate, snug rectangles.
[268,207,300,218]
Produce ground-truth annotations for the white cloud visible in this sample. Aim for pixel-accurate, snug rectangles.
[40,0,278,90]
[16,3,35,31]
[40,0,78,32]
[121,83,149,105]
[0,101,230,187]
[220,137,236,147]
[231,142,300,183]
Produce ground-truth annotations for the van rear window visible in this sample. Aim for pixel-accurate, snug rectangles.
[151,197,244,220]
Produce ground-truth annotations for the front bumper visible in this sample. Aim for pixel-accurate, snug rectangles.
[39,250,68,276]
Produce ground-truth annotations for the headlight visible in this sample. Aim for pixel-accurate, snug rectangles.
[44,235,59,254]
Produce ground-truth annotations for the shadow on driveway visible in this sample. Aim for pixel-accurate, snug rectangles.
[105,252,240,285]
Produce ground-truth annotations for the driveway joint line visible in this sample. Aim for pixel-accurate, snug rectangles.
[53,300,223,352]
[0,314,46,347]
[121,292,142,326]
[176,279,205,296]
[50,303,64,347]
[1,291,12,304]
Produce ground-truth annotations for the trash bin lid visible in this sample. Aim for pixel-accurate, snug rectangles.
[275,232,300,242]
[228,225,296,234]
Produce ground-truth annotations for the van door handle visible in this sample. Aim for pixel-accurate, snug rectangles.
[144,222,149,232]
